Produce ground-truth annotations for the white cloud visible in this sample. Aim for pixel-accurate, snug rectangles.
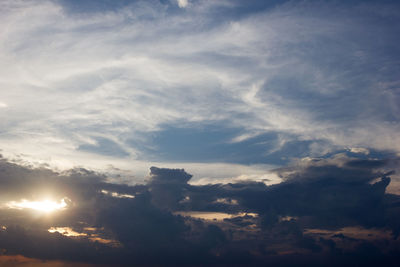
[177,0,188,8]
[349,147,370,155]
[0,0,399,181]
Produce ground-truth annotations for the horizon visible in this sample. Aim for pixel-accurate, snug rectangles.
[0,0,399,266]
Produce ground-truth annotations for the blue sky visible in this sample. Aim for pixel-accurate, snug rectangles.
[1,1,400,266]
[0,0,399,185]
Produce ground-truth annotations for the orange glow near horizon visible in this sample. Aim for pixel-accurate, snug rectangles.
[175,211,258,221]
[48,227,87,237]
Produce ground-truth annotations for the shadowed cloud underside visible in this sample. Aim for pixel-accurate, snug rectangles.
[0,0,400,266]
[0,156,399,266]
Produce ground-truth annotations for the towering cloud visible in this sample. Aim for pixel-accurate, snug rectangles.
[0,0,399,265]
[0,156,399,265]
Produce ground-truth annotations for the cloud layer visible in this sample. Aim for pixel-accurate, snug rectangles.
[0,1,400,265]
[0,0,399,180]
[0,156,399,265]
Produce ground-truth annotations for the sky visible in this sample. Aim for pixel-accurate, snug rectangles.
[0,0,400,266]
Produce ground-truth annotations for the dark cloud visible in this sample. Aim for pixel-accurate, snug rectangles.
[252,158,393,228]
[0,156,399,265]
[148,166,192,210]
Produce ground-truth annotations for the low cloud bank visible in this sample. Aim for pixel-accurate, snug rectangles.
[0,155,399,266]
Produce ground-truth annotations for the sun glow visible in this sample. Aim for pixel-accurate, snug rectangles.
[6,198,69,213]
[48,227,86,237]
[47,226,122,246]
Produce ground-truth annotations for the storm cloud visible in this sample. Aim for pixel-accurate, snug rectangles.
[0,155,399,266]
[0,0,400,266]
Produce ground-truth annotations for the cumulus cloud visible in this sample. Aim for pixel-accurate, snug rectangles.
[0,156,399,265]
[0,1,400,264]
[148,166,192,210]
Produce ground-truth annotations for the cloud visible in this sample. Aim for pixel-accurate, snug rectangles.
[148,166,192,210]
[349,147,370,155]
[177,0,188,8]
[0,156,399,265]
[0,0,400,264]
[0,0,399,177]
[77,137,130,158]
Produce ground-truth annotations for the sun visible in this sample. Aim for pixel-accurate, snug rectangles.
[7,198,69,213]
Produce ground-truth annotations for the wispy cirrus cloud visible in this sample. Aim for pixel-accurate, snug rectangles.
[1,1,400,265]
[0,0,399,181]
